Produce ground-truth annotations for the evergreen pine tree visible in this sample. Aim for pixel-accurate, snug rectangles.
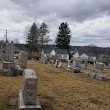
[55,22,71,59]
[39,22,51,49]
[26,22,39,55]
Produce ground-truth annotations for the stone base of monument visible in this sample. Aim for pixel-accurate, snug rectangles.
[83,71,90,77]
[89,73,96,79]
[18,90,41,110]
[3,61,15,70]
[95,69,103,73]
[70,66,80,73]
[96,74,106,81]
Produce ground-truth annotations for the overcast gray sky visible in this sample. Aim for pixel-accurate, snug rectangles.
[0,0,110,47]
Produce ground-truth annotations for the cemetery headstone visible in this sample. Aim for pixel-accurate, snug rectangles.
[18,69,41,110]
[89,73,96,79]
[57,62,62,68]
[72,58,81,67]
[83,71,90,77]
[95,62,104,73]
[70,59,81,73]
[70,66,80,73]
[96,74,106,81]
[19,52,28,69]
[66,60,71,71]
[55,60,59,68]
[3,41,15,75]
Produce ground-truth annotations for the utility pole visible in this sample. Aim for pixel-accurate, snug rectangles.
[6,30,8,43]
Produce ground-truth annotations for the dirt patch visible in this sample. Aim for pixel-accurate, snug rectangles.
[39,96,54,110]
[88,98,102,105]
[8,97,18,106]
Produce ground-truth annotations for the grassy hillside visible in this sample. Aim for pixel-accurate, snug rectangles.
[0,60,110,110]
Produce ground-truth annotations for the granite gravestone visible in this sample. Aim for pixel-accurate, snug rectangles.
[70,59,81,73]
[80,60,87,70]
[19,52,28,69]
[55,60,59,68]
[3,41,15,72]
[18,69,41,110]
[72,59,81,67]
[96,74,106,81]
[66,60,71,71]
[95,62,104,73]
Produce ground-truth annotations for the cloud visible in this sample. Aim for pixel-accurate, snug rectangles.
[12,0,110,21]
[0,0,110,47]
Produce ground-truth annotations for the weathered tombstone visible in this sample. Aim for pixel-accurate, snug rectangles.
[19,52,28,69]
[55,60,59,68]
[70,59,81,73]
[43,59,47,64]
[18,69,41,110]
[95,62,104,73]
[89,73,96,79]
[93,61,96,67]
[3,41,15,75]
[66,60,71,71]
[72,59,81,67]
[70,66,80,73]
[83,71,90,77]
[96,74,106,81]
[57,62,62,68]
[48,59,52,65]
[80,64,86,69]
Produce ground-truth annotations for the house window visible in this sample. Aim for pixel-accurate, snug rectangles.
[14,51,19,54]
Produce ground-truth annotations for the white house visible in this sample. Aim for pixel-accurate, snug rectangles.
[73,51,80,59]
[73,51,96,61]
[80,53,88,60]
[41,48,69,60]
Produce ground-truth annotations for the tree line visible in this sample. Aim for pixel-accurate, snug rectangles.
[26,22,71,59]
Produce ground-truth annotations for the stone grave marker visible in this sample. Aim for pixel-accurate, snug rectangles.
[72,58,81,67]
[89,73,96,79]
[83,71,90,77]
[19,51,28,69]
[55,60,59,68]
[70,59,81,73]
[66,60,71,71]
[18,69,41,110]
[80,63,86,70]
[57,62,62,68]
[70,66,80,73]
[96,74,106,81]
[95,62,104,73]
[3,41,15,75]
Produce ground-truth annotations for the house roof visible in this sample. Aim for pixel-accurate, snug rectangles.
[74,51,97,57]
[42,46,68,54]
[43,48,53,54]
[55,48,68,54]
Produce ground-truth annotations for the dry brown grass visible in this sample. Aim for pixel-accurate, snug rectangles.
[0,60,110,110]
